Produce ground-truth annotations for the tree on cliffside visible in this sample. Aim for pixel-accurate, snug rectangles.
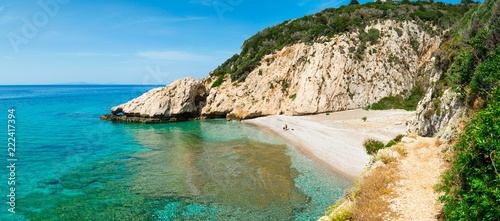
[349,0,360,5]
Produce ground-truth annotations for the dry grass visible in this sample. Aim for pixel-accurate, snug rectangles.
[323,137,410,221]
[375,149,399,164]
[322,199,354,221]
[323,136,449,221]
[392,142,407,157]
[351,162,400,221]
[407,132,418,139]
[434,137,443,147]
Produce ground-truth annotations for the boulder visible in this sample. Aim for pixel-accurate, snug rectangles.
[102,78,207,123]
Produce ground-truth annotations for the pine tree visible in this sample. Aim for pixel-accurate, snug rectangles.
[349,0,360,5]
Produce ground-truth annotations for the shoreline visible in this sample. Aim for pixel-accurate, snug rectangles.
[244,109,415,181]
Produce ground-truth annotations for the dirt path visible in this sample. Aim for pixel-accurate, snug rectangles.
[389,137,449,221]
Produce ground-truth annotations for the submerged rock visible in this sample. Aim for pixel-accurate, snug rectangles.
[40,178,60,185]
[101,78,208,123]
[60,174,98,189]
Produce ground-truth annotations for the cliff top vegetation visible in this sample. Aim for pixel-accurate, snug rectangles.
[209,1,472,87]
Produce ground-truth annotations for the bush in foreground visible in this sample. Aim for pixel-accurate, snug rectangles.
[385,134,404,147]
[439,88,500,220]
[364,139,385,155]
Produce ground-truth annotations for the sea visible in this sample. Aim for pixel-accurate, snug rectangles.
[0,85,350,221]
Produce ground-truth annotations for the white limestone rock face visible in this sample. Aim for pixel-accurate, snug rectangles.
[406,44,467,139]
[111,78,207,118]
[408,87,467,139]
[202,20,441,120]
[107,20,457,128]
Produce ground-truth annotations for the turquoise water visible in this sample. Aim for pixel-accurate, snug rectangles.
[0,85,350,220]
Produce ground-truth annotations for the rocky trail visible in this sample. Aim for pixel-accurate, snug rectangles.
[388,137,450,221]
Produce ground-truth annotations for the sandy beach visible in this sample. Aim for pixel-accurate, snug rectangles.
[244,109,415,180]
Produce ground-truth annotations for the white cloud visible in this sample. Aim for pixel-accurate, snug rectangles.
[137,50,211,62]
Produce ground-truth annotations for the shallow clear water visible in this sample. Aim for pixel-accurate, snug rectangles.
[0,85,350,220]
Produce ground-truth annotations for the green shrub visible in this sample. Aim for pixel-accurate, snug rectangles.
[410,9,443,22]
[280,81,289,93]
[410,39,420,52]
[469,49,500,102]
[447,48,476,92]
[364,139,385,155]
[439,0,500,109]
[394,27,403,37]
[367,82,424,111]
[325,200,353,221]
[349,0,360,6]
[385,134,404,147]
[289,93,297,100]
[439,88,500,221]
[349,46,356,53]
[366,28,381,45]
[368,96,403,110]
[362,116,367,122]
[211,76,224,88]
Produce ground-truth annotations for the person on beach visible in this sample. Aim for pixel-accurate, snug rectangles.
[283,124,288,131]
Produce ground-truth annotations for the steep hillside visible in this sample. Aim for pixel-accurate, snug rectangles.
[409,0,500,139]
[203,19,438,119]
[103,2,468,123]
[431,0,500,219]
[209,2,467,84]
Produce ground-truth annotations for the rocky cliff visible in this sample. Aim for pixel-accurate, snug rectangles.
[102,20,443,123]
[407,60,467,140]
[203,20,439,120]
[100,78,208,123]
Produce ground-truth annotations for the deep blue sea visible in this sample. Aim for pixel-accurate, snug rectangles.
[0,85,350,221]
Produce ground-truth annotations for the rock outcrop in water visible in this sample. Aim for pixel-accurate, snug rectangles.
[101,78,208,123]
[102,20,440,123]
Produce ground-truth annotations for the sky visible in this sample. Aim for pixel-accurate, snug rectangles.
[0,0,462,85]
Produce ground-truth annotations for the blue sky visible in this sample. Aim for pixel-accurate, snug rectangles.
[0,0,462,85]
